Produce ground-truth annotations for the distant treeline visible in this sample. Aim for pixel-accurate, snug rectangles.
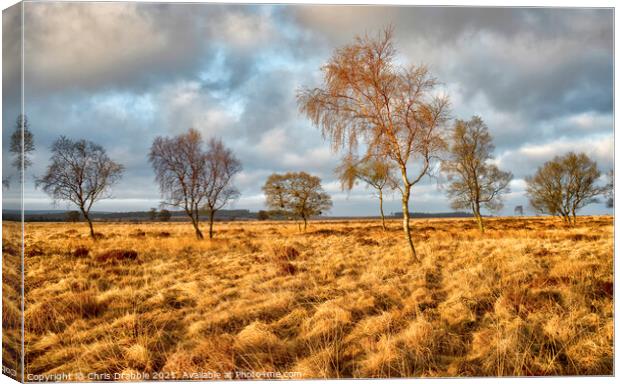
[3,209,475,222]
[3,209,254,222]
[391,211,475,219]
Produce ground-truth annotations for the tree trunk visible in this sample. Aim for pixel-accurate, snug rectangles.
[379,188,386,231]
[87,219,95,239]
[561,213,570,226]
[474,203,485,233]
[194,225,204,239]
[476,214,485,232]
[191,214,204,239]
[208,210,215,239]
[81,209,96,239]
[401,184,418,262]
[303,216,308,232]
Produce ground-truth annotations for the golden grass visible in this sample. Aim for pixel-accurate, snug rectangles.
[2,221,22,379]
[2,216,613,378]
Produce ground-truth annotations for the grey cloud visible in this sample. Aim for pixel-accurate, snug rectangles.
[236,69,299,139]
[23,3,198,94]
[2,3,21,106]
[22,2,292,96]
[449,35,612,121]
[7,4,613,216]
[292,6,612,151]
[292,7,611,52]
[495,134,613,179]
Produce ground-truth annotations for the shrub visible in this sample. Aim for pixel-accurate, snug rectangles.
[66,291,106,319]
[73,246,89,258]
[26,245,44,257]
[131,229,146,237]
[273,245,299,262]
[278,262,297,275]
[233,321,290,369]
[358,237,380,246]
[271,245,300,276]
[96,249,138,263]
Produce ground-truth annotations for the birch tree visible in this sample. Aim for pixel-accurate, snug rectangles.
[336,155,396,230]
[526,152,605,224]
[37,137,124,238]
[442,116,512,232]
[298,27,448,261]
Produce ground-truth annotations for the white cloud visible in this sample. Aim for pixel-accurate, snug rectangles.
[256,128,288,156]
[281,146,334,171]
[154,80,239,136]
[565,111,613,132]
[496,134,613,178]
[212,10,276,50]
[24,3,171,91]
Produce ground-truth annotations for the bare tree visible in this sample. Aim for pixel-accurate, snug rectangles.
[335,155,396,230]
[526,152,606,225]
[149,129,209,239]
[526,160,565,221]
[36,137,124,238]
[566,154,607,222]
[262,172,332,231]
[441,116,512,232]
[201,138,242,239]
[149,130,241,239]
[148,208,158,221]
[4,114,35,189]
[10,115,35,169]
[298,27,449,261]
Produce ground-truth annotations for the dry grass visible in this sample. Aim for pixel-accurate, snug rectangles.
[2,216,613,378]
[2,221,22,379]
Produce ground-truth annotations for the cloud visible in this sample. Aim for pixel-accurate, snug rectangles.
[210,8,277,50]
[154,80,240,137]
[23,3,188,93]
[6,4,613,217]
[2,3,21,103]
[281,147,335,173]
[443,29,612,121]
[21,3,295,96]
[495,134,613,179]
[236,69,301,139]
[293,6,613,146]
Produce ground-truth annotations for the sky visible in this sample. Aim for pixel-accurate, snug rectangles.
[1,2,614,216]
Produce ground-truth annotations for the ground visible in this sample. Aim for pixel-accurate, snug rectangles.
[2,216,614,379]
